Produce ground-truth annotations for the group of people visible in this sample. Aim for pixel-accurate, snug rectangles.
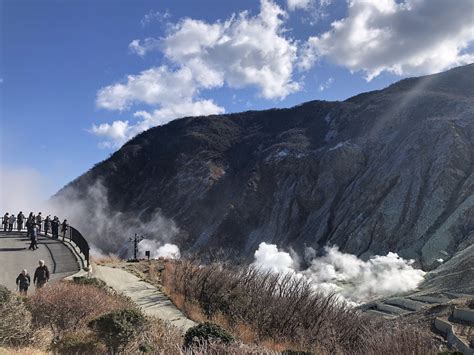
[2,212,69,250]
[15,260,50,296]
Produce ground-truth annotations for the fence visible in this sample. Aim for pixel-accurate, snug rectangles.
[0,216,90,267]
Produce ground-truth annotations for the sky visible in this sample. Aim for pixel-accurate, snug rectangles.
[1,0,473,202]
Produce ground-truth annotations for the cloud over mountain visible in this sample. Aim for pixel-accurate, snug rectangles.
[300,0,474,79]
[91,0,474,147]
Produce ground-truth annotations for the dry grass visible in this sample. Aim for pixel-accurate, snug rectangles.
[27,281,134,335]
[90,253,122,265]
[0,347,48,355]
[162,260,438,354]
[0,288,34,347]
[126,317,183,354]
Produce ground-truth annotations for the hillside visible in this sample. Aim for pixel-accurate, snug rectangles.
[56,64,474,269]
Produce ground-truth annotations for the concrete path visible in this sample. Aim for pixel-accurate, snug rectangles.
[94,265,196,332]
[0,232,80,292]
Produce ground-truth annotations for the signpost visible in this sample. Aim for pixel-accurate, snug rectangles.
[129,233,144,261]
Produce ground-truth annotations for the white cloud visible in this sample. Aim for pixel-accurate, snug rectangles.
[91,100,224,147]
[287,0,312,11]
[96,66,198,111]
[128,38,161,57]
[318,77,333,91]
[161,0,300,99]
[93,0,301,147]
[141,10,171,27]
[301,0,474,79]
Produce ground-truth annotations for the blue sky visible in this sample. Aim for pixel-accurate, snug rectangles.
[1,0,473,200]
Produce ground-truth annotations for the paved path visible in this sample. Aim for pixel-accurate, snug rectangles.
[94,265,196,332]
[0,232,80,291]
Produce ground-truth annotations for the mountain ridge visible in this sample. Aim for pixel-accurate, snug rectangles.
[57,64,474,268]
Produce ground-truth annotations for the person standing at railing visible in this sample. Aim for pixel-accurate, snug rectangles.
[2,213,9,231]
[44,215,51,236]
[51,216,59,239]
[8,213,16,232]
[61,219,68,240]
[17,211,25,231]
[36,212,43,233]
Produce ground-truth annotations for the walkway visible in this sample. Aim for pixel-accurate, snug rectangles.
[94,265,196,332]
[0,232,80,291]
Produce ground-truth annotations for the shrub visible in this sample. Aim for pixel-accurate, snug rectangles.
[125,316,183,355]
[0,286,34,346]
[89,308,146,353]
[72,276,107,289]
[0,285,12,304]
[468,299,474,309]
[50,330,105,354]
[27,282,131,335]
[184,322,235,348]
[183,340,278,354]
[163,260,437,354]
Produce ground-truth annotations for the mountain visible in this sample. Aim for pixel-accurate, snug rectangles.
[58,64,474,268]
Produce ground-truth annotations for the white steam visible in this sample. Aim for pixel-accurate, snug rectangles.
[253,242,295,273]
[138,239,180,260]
[0,165,53,213]
[47,180,180,258]
[0,168,181,259]
[252,242,426,304]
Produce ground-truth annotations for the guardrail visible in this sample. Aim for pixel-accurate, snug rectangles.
[0,216,90,267]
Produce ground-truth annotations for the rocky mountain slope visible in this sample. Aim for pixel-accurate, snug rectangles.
[58,64,474,268]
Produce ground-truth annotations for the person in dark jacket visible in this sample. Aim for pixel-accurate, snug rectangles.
[8,213,16,232]
[51,216,59,239]
[26,213,34,238]
[36,212,43,233]
[16,269,31,296]
[44,215,51,236]
[61,219,68,240]
[28,225,38,250]
[17,211,25,231]
[2,213,9,232]
[33,260,49,289]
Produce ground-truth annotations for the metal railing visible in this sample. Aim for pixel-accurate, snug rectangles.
[0,216,90,267]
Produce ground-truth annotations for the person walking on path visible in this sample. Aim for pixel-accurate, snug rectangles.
[51,216,59,239]
[44,215,51,236]
[16,269,31,296]
[8,213,16,232]
[3,213,9,231]
[33,260,49,289]
[26,213,34,238]
[17,211,25,231]
[28,225,38,250]
[36,213,43,233]
[61,219,68,240]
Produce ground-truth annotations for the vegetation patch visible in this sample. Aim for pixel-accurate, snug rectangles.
[184,322,234,348]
